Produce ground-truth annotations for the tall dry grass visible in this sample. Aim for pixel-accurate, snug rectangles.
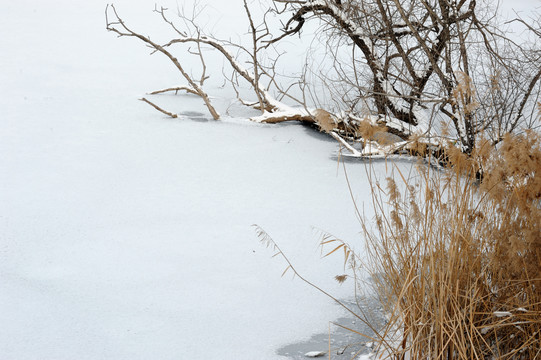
[257,77,540,359]
[362,131,541,359]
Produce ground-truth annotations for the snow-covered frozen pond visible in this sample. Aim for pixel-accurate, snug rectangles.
[2,0,532,359]
[0,1,379,359]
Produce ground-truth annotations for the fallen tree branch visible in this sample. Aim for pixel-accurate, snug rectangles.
[149,87,199,96]
[106,4,220,120]
[107,1,539,166]
[330,131,363,157]
[251,111,314,124]
[139,98,178,118]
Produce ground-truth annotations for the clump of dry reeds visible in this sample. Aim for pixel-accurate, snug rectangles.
[257,75,540,359]
[363,131,541,359]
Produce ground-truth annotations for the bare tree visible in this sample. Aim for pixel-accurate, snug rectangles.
[270,0,541,152]
[106,0,541,158]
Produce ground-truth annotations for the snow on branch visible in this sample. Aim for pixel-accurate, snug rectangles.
[106,0,541,162]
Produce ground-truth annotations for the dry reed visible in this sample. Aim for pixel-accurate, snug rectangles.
[257,77,540,360]
[361,131,541,359]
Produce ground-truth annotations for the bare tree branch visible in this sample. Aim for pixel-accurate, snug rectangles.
[107,0,540,160]
[139,97,178,118]
[149,87,198,95]
[106,4,220,120]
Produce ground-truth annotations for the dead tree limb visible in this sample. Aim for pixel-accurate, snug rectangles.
[106,1,540,162]
[149,87,199,96]
[106,4,220,120]
[139,98,178,118]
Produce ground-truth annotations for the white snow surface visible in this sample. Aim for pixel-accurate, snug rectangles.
[304,351,327,357]
[3,1,535,359]
[0,1,394,359]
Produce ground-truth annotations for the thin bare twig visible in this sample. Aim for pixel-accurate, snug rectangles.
[139,97,178,118]
[148,87,198,95]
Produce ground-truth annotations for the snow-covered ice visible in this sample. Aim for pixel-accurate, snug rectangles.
[0,1,380,359]
[3,1,530,359]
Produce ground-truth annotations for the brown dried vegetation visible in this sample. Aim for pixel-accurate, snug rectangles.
[361,131,541,359]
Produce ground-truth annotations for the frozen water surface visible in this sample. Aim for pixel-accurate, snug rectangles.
[1,0,531,359]
[0,1,379,359]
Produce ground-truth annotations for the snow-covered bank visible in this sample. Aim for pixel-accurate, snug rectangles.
[0,1,376,359]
